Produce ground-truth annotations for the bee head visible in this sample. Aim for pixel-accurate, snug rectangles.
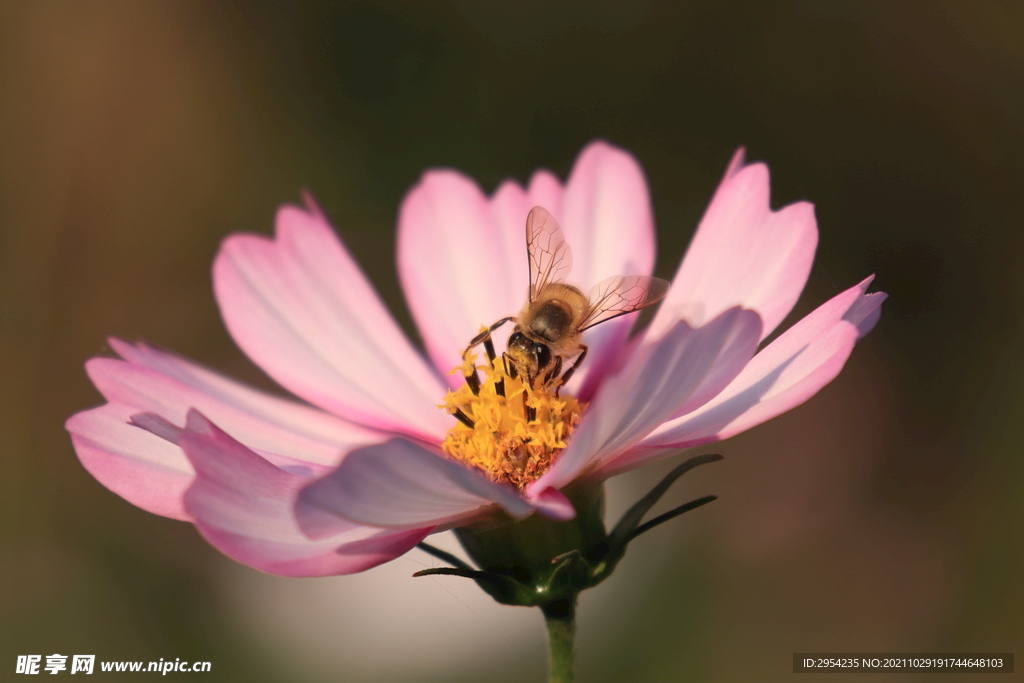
[507,330,551,381]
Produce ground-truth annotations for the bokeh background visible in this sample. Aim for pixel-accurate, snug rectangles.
[1,1,1022,681]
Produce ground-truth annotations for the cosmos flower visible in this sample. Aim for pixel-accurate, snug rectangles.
[66,141,885,577]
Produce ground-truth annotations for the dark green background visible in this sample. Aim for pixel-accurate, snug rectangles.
[1,1,1021,681]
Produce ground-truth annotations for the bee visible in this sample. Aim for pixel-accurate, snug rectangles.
[463,206,670,406]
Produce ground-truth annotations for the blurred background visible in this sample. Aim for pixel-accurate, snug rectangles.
[1,1,1022,681]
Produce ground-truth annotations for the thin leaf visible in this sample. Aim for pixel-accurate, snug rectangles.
[412,567,488,579]
[628,495,718,541]
[416,542,473,570]
[413,566,529,606]
[608,453,722,548]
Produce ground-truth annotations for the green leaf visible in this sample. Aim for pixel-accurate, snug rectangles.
[412,567,530,606]
[627,495,717,541]
[416,542,473,570]
[607,453,722,549]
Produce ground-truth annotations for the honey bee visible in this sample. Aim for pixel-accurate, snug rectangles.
[463,206,670,403]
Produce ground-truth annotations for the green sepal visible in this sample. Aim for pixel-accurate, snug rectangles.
[415,542,473,570]
[455,478,606,583]
[412,566,531,605]
[627,494,717,541]
[607,453,723,549]
[418,454,722,609]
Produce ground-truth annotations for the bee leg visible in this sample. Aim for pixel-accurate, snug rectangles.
[462,355,482,396]
[522,391,536,423]
[554,344,588,397]
[465,317,515,350]
[543,355,563,390]
[483,336,498,366]
[491,352,517,398]
[452,408,475,429]
[462,317,515,395]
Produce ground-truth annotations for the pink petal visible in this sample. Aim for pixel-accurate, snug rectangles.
[396,140,655,395]
[397,170,535,383]
[177,410,429,577]
[559,141,657,397]
[296,438,534,532]
[558,141,656,296]
[531,487,577,521]
[66,341,386,521]
[530,307,762,493]
[67,403,194,520]
[650,149,818,342]
[213,202,451,441]
[101,340,380,464]
[613,277,886,474]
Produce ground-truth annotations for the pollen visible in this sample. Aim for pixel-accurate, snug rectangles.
[439,353,585,490]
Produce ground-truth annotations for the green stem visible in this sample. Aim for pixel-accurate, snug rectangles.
[541,598,577,683]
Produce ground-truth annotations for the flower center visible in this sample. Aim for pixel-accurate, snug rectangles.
[440,352,585,490]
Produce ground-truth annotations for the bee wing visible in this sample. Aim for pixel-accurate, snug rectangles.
[579,275,671,331]
[526,206,573,301]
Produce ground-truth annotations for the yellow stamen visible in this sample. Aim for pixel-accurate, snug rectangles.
[439,352,585,490]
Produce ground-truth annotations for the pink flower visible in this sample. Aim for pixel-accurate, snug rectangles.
[66,141,885,577]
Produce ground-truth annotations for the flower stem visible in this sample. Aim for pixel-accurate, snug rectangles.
[541,597,577,683]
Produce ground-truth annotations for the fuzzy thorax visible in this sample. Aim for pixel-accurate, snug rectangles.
[440,353,584,490]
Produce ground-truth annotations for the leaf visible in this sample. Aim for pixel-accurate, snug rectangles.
[607,453,722,549]
[627,495,717,541]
